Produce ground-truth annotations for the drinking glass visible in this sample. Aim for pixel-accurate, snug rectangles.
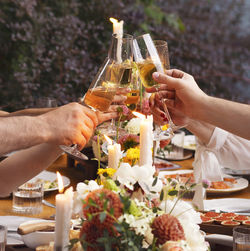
[133,34,175,140]
[0,225,7,251]
[84,33,133,136]
[61,58,119,159]
[12,181,44,215]
[125,68,140,111]
[62,34,133,158]
[233,227,250,251]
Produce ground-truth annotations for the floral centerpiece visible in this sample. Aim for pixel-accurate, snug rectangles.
[74,104,209,251]
[72,141,209,251]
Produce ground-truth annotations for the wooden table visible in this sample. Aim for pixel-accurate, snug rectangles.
[1,153,249,251]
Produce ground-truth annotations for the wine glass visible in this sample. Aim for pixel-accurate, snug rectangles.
[133,34,175,140]
[104,33,134,135]
[61,34,133,160]
[124,67,140,111]
[61,58,120,161]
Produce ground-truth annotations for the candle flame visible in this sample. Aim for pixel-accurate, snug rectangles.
[109,17,118,24]
[56,171,64,193]
[104,134,113,145]
[132,111,146,119]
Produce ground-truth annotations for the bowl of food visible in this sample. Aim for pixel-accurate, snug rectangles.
[18,220,55,249]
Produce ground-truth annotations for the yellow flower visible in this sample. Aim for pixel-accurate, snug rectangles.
[97,168,117,177]
[122,147,140,166]
[126,148,140,160]
[161,124,169,131]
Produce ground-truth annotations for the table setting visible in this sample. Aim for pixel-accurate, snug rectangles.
[1,17,250,251]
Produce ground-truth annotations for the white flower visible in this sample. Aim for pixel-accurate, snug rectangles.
[73,180,101,215]
[159,199,207,251]
[133,164,163,195]
[114,162,136,190]
[125,118,142,135]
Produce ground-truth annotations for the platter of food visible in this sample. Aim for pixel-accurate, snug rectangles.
[199,210,250,236]
[29,171,70,192]
[154,158,181,171]
[206,177,249,194]
[158,169,194,182]
[158,170,248,194]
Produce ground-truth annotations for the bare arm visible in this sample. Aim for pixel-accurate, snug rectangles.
[0,108,55,117]
[185,120,215,145]
[0,143,62,197]
[196,96,250,140]
[149,70,250,140]
[0,116,49,155]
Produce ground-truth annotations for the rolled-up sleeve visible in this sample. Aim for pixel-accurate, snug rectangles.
[206,127,250,169]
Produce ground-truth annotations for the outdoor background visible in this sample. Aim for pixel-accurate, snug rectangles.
[0,0,249,111]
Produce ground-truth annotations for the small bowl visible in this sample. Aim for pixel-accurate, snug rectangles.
[19,220,54,249]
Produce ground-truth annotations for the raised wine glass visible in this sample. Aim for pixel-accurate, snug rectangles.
[60,34,133,160]
[101,33,134,135]
[133,34,175,140]
[60,58,120,161]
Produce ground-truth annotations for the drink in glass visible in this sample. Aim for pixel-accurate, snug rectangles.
[233,227,250,251]
[12,181,43,215]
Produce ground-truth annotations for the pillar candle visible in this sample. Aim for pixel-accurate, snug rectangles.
[108,143,122,170]
[139,115,153,166]
[110,18,124,63]
[54,187,73,251]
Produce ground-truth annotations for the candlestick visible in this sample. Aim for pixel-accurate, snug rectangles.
[54,172,73,251]
[139,115,153,166]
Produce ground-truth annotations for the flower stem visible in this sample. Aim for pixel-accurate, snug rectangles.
[97,134,101,169]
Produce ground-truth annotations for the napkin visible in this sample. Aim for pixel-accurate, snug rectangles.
[192,139,224,210]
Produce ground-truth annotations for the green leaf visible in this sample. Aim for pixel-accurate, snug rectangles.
[168,190,178,196]
[87,213,93,220]
[99,212,106,223]
[152,176,158,186]
[110,207,114,216]
[160,189,164,201]
[103,199,108,210]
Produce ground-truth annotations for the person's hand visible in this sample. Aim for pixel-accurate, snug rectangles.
[112,87,131,104]
[149,91,189,127]
[146,69,207,119]
[40,102,98,149]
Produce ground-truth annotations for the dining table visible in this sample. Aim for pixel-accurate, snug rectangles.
[1,151,249,251]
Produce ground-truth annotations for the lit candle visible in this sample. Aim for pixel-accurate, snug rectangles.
[110,17,124,37]
[54,172,73,251]
[133,112,153,166]
[110,17,124,63]
[104,135,122,170]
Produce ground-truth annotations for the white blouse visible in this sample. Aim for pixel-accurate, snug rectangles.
[206,127,250,169]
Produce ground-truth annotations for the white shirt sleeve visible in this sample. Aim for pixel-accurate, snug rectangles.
[206,127,250,169]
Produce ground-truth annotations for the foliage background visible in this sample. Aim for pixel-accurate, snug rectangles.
[0,0,249,111]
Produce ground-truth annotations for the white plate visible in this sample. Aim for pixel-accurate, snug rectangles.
[183,135,196,151]
[206,177,249,194]
[204,198,250,213]
[29,171,70,192]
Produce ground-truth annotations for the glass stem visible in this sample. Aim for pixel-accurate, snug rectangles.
[155,85,174,134]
